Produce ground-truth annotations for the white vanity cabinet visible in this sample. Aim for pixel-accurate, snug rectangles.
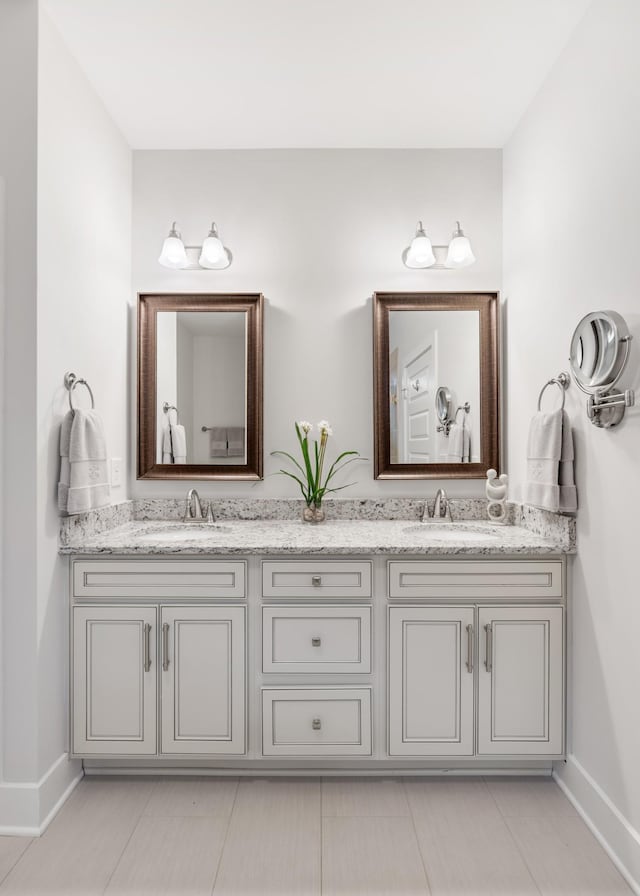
[70,559,246,758]
[69,552,566,769]
[388,606,475,756]
[388,559,565,760]
[72,605,158,755]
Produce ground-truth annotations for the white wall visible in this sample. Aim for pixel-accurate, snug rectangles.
[503,0,640,885]
[132,149,502,499]
[0,0,41,830]
[1,7,132,831]
[190,329,246,465]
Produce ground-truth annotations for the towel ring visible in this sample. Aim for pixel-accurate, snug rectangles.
[537,372,570,411]
[163,402,179,424]
[64,372,95,411]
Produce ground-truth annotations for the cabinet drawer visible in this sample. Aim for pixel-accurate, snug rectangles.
[262,606,371,673]
[388,560,563,600]
[262,561,371,598]
[72,559,246,599]
[262,687,372,756]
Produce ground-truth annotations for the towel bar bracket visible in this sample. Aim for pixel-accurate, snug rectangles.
[586,389,635,428]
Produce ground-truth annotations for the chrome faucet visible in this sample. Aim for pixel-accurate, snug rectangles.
[184,488,204,522]
[433,488,453,522]
[183,489,216,523]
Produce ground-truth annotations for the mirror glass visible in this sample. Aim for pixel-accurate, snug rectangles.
[156,311,247,465]
[570,310,629,390]
[374,293,499,480]
[138,293,263,481]
[435,386,451,424]
[388,310,481,464]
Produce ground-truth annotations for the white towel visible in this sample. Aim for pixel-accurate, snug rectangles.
[447,423,464,464]
[58,409,110,515]
[559,410,578,512]
[524,408,577,512]
[170,423,187,464]
[227,426,245,458]
[162,425,173,464]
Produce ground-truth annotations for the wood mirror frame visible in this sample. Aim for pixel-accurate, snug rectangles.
[138,293,263,480]
[373,292,500,480]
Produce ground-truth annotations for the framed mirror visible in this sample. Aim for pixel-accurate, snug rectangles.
[373,292,500,480]
[138,293,263,480]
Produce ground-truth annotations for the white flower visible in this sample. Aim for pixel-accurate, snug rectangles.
[297,420,313,435]
[317,420,333,436]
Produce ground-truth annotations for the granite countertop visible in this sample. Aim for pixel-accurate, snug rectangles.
[59,515,573,557]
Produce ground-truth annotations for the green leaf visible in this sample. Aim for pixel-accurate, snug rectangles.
[270,449,307,479]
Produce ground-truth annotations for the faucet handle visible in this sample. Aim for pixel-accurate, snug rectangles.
[204,502,215,523]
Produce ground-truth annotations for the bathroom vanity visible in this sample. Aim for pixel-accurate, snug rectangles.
[62,506,573,774]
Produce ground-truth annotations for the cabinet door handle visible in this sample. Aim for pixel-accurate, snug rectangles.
[484,623,493,672]
[311,575,322,587]
[312,718,322,730]
[143,623,152,672]
[162,622,170,672]
[311,636,321,647]
[466,623,474,673]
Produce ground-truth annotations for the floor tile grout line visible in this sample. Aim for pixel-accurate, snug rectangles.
[0,839,35,890]
[402,778,434,895]
[482,776,544,896]
[209,777,240,895]
[101,777,160,895]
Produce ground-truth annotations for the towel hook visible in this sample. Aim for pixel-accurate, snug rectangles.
[64,372,95,411]
[537,372,570,412]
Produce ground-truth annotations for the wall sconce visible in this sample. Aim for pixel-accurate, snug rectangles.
[158,221,233,270]
[402,220,476,270]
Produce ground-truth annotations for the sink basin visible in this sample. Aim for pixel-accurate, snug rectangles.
[402,524,499,543]
[134,522,231,542]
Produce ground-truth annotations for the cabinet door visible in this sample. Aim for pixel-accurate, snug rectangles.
[389,606,475,756]
[478,606,564,755]
[161,606,245,755]
[72,606,157,755]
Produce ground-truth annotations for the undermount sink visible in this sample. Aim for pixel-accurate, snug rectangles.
[402,524,500,543]
[134,522,232,541]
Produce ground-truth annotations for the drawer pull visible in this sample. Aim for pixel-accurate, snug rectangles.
[143,623,152,672]
[162,622,170,672]
[466,623,474,673]
[311,575,322,587]
[311,636,321,647]
[484,623,493,672]
[311,718,322,731]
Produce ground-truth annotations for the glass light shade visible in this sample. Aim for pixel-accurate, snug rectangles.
[404,222,435,268]
[158,223,188,269]
[445,222,476,268]
[199,223,226,267]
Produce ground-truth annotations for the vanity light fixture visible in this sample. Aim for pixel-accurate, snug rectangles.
[158,221,233,270]
[402,220,476,270]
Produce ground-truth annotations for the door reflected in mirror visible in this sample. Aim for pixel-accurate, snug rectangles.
[156,311,247,465]
[374,293,499,480]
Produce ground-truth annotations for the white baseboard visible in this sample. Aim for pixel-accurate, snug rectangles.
[554,756,640,895]
[0,753,83,836]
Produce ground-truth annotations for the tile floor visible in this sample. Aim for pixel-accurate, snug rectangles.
[0,775,632,894]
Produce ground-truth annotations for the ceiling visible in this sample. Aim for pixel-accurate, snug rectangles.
[43,0,591,150]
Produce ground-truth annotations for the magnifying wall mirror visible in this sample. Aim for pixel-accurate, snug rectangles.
[569,309,635,428]
[138,293,263,479]
[373,292,500,479]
